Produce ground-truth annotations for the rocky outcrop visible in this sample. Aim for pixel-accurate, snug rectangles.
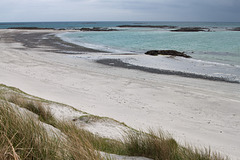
[171,27,208,32]
[145,50,191,58]
[117,25,177,29]
[230,27,240,31]
[77,27,118,31]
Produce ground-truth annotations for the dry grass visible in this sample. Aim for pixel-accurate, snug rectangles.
[122,130,179,159]
[0,102,62,159]
[5,94,56,125]
[56,120,126,156]
[0,102,103,160]
[120,130,228,160]
[55,121,104,160]
[0,85,229,160]
[54,121,227,160]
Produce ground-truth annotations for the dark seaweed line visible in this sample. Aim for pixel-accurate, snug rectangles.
[96,59,240,84]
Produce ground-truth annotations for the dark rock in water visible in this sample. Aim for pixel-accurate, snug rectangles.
[57,28,66,30]
[117,25,177,29]
[8,27,54,30]
[230,27,240,31]
[78,27,118,31]
[145,50,191,58]
[171,27,207,32]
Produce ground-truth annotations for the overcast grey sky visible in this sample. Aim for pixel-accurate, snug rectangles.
[0,0,239,22]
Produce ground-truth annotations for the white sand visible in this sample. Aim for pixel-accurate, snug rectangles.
[0,30,240,159]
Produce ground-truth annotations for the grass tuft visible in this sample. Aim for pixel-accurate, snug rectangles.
[122,130,179,159]
[0,102,103,160]
[55,121,104,160]
[120,130,227,160]
[5,94,56,125]
[0,102,62,159]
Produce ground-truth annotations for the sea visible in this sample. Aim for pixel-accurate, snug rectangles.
[1,21,240,82]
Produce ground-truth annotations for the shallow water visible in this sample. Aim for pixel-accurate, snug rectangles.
[59,29,240,66]
[56,21,240,83]
[1,21,240,82]
[1,21,240,66]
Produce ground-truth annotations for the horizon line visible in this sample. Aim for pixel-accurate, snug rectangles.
[1,20,240,23]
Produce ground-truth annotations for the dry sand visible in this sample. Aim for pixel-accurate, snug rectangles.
[0,29,240,159]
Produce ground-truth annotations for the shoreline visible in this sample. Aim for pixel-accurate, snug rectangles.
[0,29,240,159]
[5,29,239,83]
[8,30,104,53]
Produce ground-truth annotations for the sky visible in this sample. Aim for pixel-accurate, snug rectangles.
[0,0,240,22]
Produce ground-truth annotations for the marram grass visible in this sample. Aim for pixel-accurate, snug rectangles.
[0,102,103,160]
[0,84,229,160]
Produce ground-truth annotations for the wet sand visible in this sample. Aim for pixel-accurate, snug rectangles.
[1,30,103,53]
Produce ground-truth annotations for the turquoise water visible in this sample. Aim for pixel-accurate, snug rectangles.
[60,28,240,66]
[1,21,239,81]
[1,21,240,65]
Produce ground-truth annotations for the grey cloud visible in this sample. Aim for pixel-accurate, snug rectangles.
[0,0,239,22]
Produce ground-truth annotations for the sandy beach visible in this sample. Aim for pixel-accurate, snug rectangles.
[0,29,240,159]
